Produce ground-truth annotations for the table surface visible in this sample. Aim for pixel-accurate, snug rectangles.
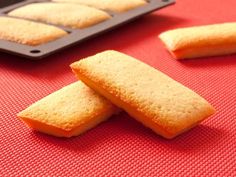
[1,0,236,176]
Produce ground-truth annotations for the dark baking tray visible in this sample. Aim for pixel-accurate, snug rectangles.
[0,0,175,59]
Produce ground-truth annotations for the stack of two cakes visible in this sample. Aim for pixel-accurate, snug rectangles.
[18,50,215,139]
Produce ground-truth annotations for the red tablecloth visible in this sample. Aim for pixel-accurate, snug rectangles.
[1,0,236,176]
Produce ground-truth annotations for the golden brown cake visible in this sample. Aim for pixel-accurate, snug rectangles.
[71,50,215,139]
[17,81,119,137]
[52,0,147,12]
[8,2,111,29]
[159,23,236,59]
[0,17,67,46]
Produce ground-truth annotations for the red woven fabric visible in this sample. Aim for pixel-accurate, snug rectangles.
[1,0,236,176]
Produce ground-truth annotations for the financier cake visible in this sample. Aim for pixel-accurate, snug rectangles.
[0,17,67,46]
[159,23,236,59]
[71,50,215,139]
[17,81,119,137]
[52,0,147,12]
[8,2,111,29]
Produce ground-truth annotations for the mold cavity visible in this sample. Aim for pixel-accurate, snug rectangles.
[30,50,41,54]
